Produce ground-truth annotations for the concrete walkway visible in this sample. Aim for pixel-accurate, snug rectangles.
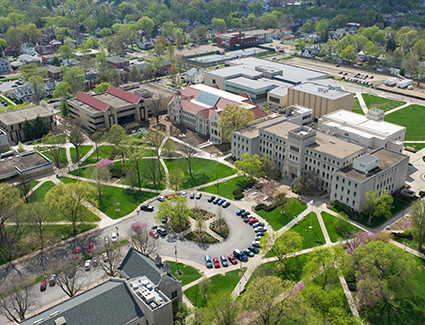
[384,102,410,115]
[355,92,368,114]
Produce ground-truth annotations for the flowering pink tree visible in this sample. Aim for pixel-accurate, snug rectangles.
[97,159,114,168]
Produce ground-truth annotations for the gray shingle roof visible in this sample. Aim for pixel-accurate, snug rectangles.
[20,279,144,325]
[118,248,162,284]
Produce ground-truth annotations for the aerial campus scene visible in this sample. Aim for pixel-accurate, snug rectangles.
[1,0,425,324]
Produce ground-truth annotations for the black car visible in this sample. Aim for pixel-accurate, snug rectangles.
[222,201,230,208]
[208,196,216,203]
[196,193,202,199]
[256,232,265,237]
[254,227,266,233]
[213,197,220,204]
[139,204,154,212]
[242,216,250,223]
[242,211,251,217]
[157,227,167,236]
[233,249,248,262]
[252,222,265,228]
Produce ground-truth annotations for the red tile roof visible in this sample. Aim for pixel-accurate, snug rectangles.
[107,85,141,104]
[181,87,200,98]
[76,91,109,112]
[251,107,268,120]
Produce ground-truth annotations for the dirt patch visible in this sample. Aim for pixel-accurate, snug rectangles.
[170,124,208,145]
[387,213,412,231]
[192,208,215,220]
[202,143,231,156]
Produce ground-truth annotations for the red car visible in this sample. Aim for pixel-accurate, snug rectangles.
[165,194,170,199]
[227,254,237,265]
[248,218,259,225]
[149,229,159,239]
[40,280,47,292]
[212,257,220,268]
[73,247,80,259]
[88,242,94,252]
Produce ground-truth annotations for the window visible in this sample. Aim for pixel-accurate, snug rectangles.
[171,291,178,299]
[212,79,216,84]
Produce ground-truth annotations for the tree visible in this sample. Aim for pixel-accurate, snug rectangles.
[142,63,156,81]
[55,262,85,297]
[25,202,53,252]
[149,93,164,125]
[315,20,329,43]
[212,18,227,32]
[94,82,111,93]
[170,167,185,192]
[235,153,264,179]
[293,171,320,194]
[68,125,85,164]
[53,81,71,98]
[364,40,381,64]
[58,44,74,59]
[155,196,192,232]
[181,138,198,179]
[340,44,356,62]
[361,190,393,225]
[247,13,256,28]
[330,14,348,29]
[260,156,281,180]
[242,276,288,325]
[22,119,34,141]
[45,182,97,235]
[192,25,209,43]
[198,278,211,305]
[128,222,158,256]
[99,246,124,277]
[137,16,155,35]
[168,64,179,86]
[126,143,145,189]
[90,129,105,162]
[303,246,351,289]
[62,66,85,95]
[410,199,425,252]
[302,21,313,33]
[154,34,167,57]
[107,124,127,163]
[0,38,7,54]
[19,63,47,83]
[218,105,255,142]
[353,240,419,319]
[128,65,140,82]
[0,283,33,322]
[200,289,242,325]
[33,115,49,140]
[91,161,111,198]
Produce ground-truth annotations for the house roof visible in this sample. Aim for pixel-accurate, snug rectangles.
[106,56,129,64]
[19,279,144,325]
[118,247,163,284]
[107,85,141,104]
[76,91,109,112]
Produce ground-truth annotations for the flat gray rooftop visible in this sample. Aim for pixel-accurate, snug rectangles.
[0,150,52,180]
[307,133,365,159]
[233,115,288,139]
[0,105,53,125]
[290,82,352,99]
[189,47,268,64]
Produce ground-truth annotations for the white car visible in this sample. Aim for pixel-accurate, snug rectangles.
[103,252,109,263]
[157,196,166,202]
[181,192,187,197]
[111,232,119,242]
[84,260,91,271]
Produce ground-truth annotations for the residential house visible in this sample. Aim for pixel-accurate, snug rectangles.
[84,68,99,90]
[106,56,130,69]
[184,68,205,84]
[21,43,36,56]
[9,84,36,102]
[18,54,41,65]
[0,58,10,74]
[46,65,62,80]
[36,44,55,55]
[4,45,19,57]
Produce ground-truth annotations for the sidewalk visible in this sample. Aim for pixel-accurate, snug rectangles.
[355,92,368,114]
[384,102,410,115]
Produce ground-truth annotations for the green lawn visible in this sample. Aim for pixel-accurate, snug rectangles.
[165,261,202,286]
[256,198,307,231]
[59,177,157,219]
[28,181,55,203]
[404,142,425,152]
[362,93,406,112]
[184,268,246,308]
[37,146,68,168]
[42,134,66,144]
[82,145,115,165]
[70,145,93,163]
[321,212,363,242]
[282,212,325,250]
[70,158,166,190]
[199,176,252,199]
[352,97,364,115]
[385,104,425,141]
[164,158,236,190]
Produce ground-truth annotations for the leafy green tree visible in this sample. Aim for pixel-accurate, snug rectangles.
[260,155,281,180]
[235,153,263,179]
[330,14,348,29]
[361,190,393,225]
[315,20,329,42]
[293,171,320,194]
[217,104,255,142]
[33,115,49,140]
[53,82,71,98]
[22,119,34,141]
[0,38,7,54]
[364,40,381,64]
[340,44,356,62]
[128,65,140,82]
[302,21,313,33]
[137,16,155,35]
[62,66,85,95]
[45,182,97,235]
[410,199,425,252]
[58,44,74,59]
[107,124,127,163]
[155,196,192,232]
[94,82,111,93]
[60,99,69,117]
[413,39,425,60]
[212,18,227,32]
[68,125,85,164]
[169,167,185,192]
[192,25,209,43]
[199,289,242,325]
[247,13,256,28]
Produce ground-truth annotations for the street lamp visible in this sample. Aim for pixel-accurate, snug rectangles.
[216,177,222,196]
[175,245,181,275]
[308,200,313,230]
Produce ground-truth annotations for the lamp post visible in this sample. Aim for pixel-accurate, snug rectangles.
[216,177,222,196]
[308,200,313,230]
[175,245,181,275]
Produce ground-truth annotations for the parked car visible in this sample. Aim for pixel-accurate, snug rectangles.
[218,199,225,205]
[254,227,267,233]
[40,280,47,292]
[49,274,56,287]
[252,222,265,228]
[149,229,159,239]
[252,240,261,248]
[213,257,220,268]
[190,192,195,199]
[92,257,98,267]
[242,211,251,217]
[104,236,109,245]
[248,218,259,225]
[236,209,245,216]
[157,196,166,202]
[196,193,202,199]
[181,192,187,197]
[233,249,248,262]
[220,255,229,267]
[208,195,216,202]
[205,255,213,268]
[213,197,220,204]
[228,254,238,265]
[157,227,167,236]
[222,202,231,208]
[140,204,154,212]
[256,231,265,237]
[244,248,255,258]
[161,216,168,224]
[85,259,92,271]
[72,247,80,259]
[243,216,250,223]
[88,242,94,252]
[248,245,260,254]
[111,232,119,242]
[103,252,109,263]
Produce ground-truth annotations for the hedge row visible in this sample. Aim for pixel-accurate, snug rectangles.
[255,202,279,212]
[233,180,256,200]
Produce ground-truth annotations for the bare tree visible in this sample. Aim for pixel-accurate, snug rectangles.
[149,93,164,125]
[148,128,165,176]
[56,262,86,297]
[90,129,105,162]
[99,247,124,277]
[16,175,33,204]
[181,138,198,178]
[128,222,158,257]
[144,158,159,188]
[0,283,34,322]
[68,125,85,165]
[25,203,53,252]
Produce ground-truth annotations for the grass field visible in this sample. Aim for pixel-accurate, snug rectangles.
[59,177,156,219]
[164,158,236,190]
[82,145,115,165]
[42,134,66,144]
[165,261,202,286]
[199,176,252,199]
[404,142,425,152]
[184,268,246,308]
[362,93,406,112]
[70,145,93,163]
[352,97,364,115]
[385,104,425,141]
[28,181,55,203]
[256,198,307,231]
[321,212,363,242]
[286,212,325,250]
[356,197,409,228]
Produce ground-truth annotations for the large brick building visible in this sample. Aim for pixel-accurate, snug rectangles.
[215,30,272,49]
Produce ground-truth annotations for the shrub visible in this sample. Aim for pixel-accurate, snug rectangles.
[184,231,219,244]
[210,218,229,239]
[234,192,244,200]
[232,179,256,200]
[419,191,425,198]
[255,202,279,212]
